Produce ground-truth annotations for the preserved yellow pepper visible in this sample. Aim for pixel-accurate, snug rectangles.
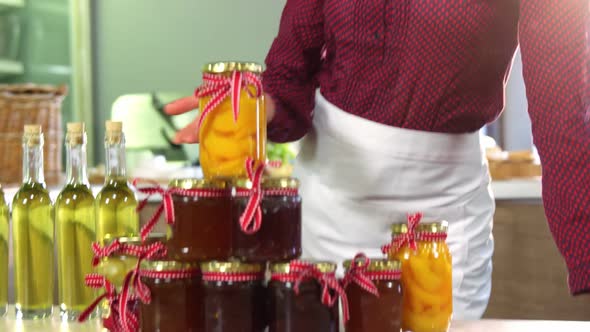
[387,218,452,332]
[197,62,266,178]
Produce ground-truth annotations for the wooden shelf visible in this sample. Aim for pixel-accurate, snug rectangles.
[0,0,24,9]
[0,59,23,75]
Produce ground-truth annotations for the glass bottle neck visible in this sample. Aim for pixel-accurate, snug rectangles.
[105,135,127,182]
[22,142,45,185]
[66,142,89,186]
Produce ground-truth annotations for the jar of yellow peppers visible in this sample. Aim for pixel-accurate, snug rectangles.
[385,214,452,332]
[196,61,266,178]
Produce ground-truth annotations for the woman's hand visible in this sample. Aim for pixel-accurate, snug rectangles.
[164,94,276,144]
[164,96,200,144]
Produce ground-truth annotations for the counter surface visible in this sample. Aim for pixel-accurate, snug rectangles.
[0,178,543,205]
[1,309,588,332]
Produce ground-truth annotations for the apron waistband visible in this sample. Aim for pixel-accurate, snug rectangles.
[315,92,483,163]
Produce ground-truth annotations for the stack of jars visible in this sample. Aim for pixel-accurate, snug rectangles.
[101,61,453,332]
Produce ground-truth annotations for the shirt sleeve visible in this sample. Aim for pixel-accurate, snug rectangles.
[262,0,325,143]
[519,0,590,294]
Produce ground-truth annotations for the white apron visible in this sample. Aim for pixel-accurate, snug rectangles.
[295,92,495,319]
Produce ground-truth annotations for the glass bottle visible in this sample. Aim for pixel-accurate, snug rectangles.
[0,186,8,317]
[55,122,96,320]
[12,125,54,319]
[95,121,139,245]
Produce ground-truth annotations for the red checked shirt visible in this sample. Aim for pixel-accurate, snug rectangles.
[262,0,590,294]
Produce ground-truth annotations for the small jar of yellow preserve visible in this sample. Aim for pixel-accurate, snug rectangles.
[197,61,266,178]
[95,234,166,289]
[386,217,452,332]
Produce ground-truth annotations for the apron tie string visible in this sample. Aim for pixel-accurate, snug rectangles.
[195,71,262,130]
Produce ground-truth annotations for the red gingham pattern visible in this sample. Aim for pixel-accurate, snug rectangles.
[284,260,350,322]
[262,188,299,197]
[201,271,265,282]
[238,158,265,234]
[117,241,168,331]
[140,268,201,280]
[133,178,227,241]
[78,274,139,332]
[263,0,590,294]
[341,254,379,297]
[92,241,166,267]
[195,71,262,130]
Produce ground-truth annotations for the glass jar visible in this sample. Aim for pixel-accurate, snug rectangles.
[167,178,231,261]
[268,261,340,332]
[140,260,203,332]
[198,61,266,178]
[95,234,166,289]
[387,221,452,332]
[201,261,266,332]
[232,177,302,262]
[342,257,403,332]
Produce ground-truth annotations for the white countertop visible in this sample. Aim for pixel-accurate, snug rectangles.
[0,306,588,332]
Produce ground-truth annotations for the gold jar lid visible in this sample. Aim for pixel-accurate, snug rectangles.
[270,261,337,274]
[169,178,226,190]
[203,61,263,74]
[103,232,166,246]
[261,177,299,189]
[391,220,448,235]
[201,261,264,274]
[141,260,197,271]
[343,258,401,272]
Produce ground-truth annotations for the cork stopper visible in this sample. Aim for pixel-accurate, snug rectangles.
[24,124,42,135]
[23,124,43,146]
[105,121,123,133]
[67,122,85,134]
[66,122,86,145]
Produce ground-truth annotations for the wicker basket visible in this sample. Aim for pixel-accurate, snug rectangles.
[0,84,67,186]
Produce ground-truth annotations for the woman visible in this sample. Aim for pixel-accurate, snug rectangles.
[166,0,590,319]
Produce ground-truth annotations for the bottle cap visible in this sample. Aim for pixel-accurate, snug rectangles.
[24,124,42,134]
[67,122,85,134]
[105,121,123,132]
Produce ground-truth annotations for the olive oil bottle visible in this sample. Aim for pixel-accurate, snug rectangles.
[12,125,54,319]
[95,121,138,245]
[0,186,8,317]
[55,123,96,320]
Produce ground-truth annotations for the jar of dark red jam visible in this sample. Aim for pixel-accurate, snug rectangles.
[201,261,266,332]
[231,177,302,262]
[167,178,231,261]
[268,261,341,332]
[342,256,403,332]
[139,260,203,332]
